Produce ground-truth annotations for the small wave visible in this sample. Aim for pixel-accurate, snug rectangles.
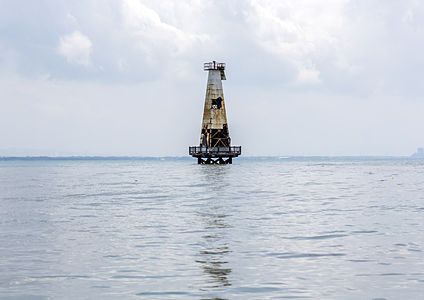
[231,286,284,294]
[348,259,374,263]
[135,291,190,296]
[267,252,346,259]
[351,230,378,234]
[285,234,348,240]
[31,275,90,279]
[356,273,405,277]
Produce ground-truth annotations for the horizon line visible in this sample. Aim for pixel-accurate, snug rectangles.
[0,155,419,159]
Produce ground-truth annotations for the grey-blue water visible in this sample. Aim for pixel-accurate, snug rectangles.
[1,157,423,299]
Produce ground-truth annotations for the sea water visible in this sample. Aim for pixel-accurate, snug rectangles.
[0,157,423,299]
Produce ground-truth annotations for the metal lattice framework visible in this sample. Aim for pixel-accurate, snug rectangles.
[189,146,241,164]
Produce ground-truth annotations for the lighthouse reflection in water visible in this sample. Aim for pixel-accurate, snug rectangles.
[196,166,232,291]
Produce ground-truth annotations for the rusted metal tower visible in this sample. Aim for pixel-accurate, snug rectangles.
[189,61,241,164]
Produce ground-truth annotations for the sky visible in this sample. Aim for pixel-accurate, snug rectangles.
[1,0,423,156]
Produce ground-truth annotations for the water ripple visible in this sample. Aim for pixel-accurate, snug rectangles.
[1,158,423,299]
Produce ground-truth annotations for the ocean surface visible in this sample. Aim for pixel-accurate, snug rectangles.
[0,157,423,299]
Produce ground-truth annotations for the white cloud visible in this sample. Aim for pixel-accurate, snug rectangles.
[245,0,349,84]
[121,0,208,60]
[58,31,93,67]
[65,13,78,27]
[297,67,321,85]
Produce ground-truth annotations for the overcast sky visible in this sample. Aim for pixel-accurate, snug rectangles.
[1,0,423,156]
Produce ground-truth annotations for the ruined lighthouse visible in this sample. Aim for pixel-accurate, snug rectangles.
[189,61,241,164]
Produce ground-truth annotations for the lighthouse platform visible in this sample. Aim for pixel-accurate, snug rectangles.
[189,146,241,164]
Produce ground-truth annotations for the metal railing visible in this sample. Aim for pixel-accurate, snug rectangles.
[189,146,241,155]
[204,61,226,71]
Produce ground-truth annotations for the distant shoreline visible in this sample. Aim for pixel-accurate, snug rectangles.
[1,156,422,161]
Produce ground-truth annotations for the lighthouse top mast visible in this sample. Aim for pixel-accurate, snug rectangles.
[204,61,225,70]
[204,61,226,80]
